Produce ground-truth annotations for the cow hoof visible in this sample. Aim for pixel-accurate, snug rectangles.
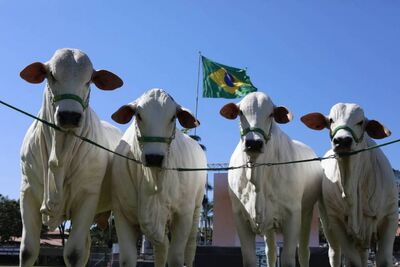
[66,249,79,267]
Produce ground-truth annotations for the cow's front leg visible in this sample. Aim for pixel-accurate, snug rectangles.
[113,210,140,267]
[232,209,256,267]
[64,194,98,267]
[168,213,193,267]
[184,205,202,267]
[153,234,169,267]
[281,211,301,267]
[376,215,397,267]
[20,188,42,267]
[264,230,277,267]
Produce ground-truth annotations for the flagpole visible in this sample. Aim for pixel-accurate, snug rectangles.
[194,51,202,136]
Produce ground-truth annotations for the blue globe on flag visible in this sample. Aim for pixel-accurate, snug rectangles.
[224,72,235,87]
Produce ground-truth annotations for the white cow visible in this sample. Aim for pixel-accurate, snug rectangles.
[301,103,398,267]
[19,48,123,267]
[111,88,207,267]
[220,92,323,267]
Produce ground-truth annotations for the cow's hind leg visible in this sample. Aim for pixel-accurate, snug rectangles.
[64,194,98,267]
[113,210,140,267]
[19,189,42,267]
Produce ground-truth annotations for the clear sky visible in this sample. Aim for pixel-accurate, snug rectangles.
[0,1,399,200]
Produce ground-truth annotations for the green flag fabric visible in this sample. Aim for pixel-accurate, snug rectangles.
[202,56,257,98]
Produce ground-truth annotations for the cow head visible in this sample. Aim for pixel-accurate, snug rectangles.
[220,92,292,159]
[112,88,199,168]
[301,103,391,154]
[20,48,123,129]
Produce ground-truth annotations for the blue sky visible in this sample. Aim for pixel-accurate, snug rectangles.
[0,1,399,200]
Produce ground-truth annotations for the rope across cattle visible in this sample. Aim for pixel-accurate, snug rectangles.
[2,99,400,172]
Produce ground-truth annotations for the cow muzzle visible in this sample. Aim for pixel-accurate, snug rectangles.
[145,154,164,168]
[57,111,82,128]
[332,136,353,153]
[244,139,263,153]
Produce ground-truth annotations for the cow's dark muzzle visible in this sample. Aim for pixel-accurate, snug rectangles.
[57,111,82,128]
[145,154,164,167]
[244,139,263,153]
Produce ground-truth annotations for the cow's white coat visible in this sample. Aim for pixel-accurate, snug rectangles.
[301,103,398,267]
[111,89,207,267]
[221,92,323,267]
[19,48,123,267]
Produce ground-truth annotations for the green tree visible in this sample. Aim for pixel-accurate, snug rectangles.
[0,195,22,243]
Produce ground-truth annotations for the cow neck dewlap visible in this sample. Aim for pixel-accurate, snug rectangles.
[336,149,378,247]
[39,87,87,228]
[137,164,169,245]
[244,130,282,233]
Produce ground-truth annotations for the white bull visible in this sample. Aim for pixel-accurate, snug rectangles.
[19,48,123,267]
[301,103,398,267]
[220,92,323,267]
[111,88,207,267]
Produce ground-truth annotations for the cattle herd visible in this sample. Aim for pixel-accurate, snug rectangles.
[15,48,398,267]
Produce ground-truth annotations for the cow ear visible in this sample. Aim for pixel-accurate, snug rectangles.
[92,70,123,90]
[176,106,199,129]
[365,120,391,139]
[300,112,329,130]
[20,62,47,84]
[111,103,136,124]
[273,106,293,124]
[220,103,240,120]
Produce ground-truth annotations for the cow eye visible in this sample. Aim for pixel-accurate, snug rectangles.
[136,113,142,121]
[171,115,176,122]
[357,120,364,126]
[329,118,334,124]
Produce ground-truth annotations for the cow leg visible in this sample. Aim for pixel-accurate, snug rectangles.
[113,210,139,267]
[183,205,201,267]
[19,188,42,267]
[376,215,397,267]
[359,249,368,267]
[281,211,301,267]
[298,207,314,267]
[153,234,169,267]
[168,213,193,267]
[264,230,276,267]
[318,203,341,267]
[64,194,98,267]
[232,210,256,267]
[328,219,361,267]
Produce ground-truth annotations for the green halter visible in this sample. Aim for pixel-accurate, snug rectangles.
[330,125,364,144]
[240,121,273,143]
[137,125,176,145]
[52,91,90,110]
[137,136,174,144]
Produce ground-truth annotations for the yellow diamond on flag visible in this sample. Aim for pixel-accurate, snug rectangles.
[209,68,247,94]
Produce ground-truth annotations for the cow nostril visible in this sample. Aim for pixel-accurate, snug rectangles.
[145,154,164,167]
[333,138,340,145]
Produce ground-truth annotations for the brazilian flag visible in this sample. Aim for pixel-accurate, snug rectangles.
[202,56,257,98]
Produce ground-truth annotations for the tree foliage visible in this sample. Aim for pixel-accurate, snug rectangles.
[0,194,22,243]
